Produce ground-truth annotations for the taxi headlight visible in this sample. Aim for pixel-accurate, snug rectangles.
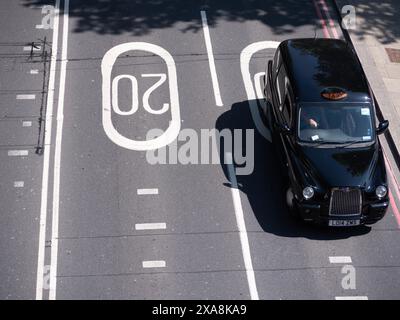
[375,185,387,199]
[303,187,314,200]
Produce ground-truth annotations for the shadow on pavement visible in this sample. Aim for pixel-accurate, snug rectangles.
[337,0,400,45]
[216,100,371,240]
[24,0,320,36]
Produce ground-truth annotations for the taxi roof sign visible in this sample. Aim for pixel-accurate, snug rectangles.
[321,87,348,100]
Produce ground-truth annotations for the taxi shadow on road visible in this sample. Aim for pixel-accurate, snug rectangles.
[216,100,371,240]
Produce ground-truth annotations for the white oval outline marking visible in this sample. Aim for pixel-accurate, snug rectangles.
[112,74,139,115]
[240,41,280,142]
[254,72,265,100]
[141,73,169,115]
[102,42,181,151]
[254,72,267,115]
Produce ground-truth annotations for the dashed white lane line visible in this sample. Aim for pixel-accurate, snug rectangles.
[8,150,29,156]
[22,121,32,127]
[135,223,166,231]
[16,94,36,100]
[226,152,259,300]
[137,188,159,195]
[335,296,368,300]
[200,10,223,107]
[329,256,352,264]
[14,181,24,188]
[30,70,39,75]
[23,46,41,51]
[142,260,166,268]
[35,0,61,300]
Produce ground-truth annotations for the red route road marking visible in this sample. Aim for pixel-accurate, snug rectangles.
[319,0,340,39]
[384,150,400,227]
[313,0,400,227]
[312,0,331,38]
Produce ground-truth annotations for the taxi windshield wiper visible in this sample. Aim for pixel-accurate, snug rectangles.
[310,138,333,147]
[336,140,363,148]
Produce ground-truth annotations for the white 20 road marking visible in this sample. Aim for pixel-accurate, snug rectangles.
[102,42,181,151]
[240,41,280,143]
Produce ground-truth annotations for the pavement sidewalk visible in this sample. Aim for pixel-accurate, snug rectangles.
[334,0,400,153]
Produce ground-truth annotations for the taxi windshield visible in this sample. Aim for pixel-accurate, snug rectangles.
[298,104,374,144]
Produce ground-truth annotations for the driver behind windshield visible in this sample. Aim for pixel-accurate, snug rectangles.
[299,105,373,143]
[300,107,327,129]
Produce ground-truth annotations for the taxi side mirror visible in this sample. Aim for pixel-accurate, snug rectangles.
[376,120,389,135]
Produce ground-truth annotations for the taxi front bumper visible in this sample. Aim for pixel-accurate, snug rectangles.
[295,198,389,226]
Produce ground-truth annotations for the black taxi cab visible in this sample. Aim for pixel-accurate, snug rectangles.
[263,38,389,227]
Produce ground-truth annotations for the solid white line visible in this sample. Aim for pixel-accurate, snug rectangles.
[36,25,45,29]
[135,223,166,230]
[142,260,166,268]
[335,296,368,300]
[8,150,29,156]
[137,188,159,195]
[16,94,36,100]
[200,10,223,107]
[225,152,259,300]
[329,256,352,264]
[36,0,60,300]
[30,70,39,74]
[14,181,24,188]
[22,121,32,127]
[49,0,69,301]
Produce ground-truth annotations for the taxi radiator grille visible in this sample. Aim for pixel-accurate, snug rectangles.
[329,188,362,216]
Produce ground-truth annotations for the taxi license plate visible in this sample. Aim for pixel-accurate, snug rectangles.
[329,219,360,227]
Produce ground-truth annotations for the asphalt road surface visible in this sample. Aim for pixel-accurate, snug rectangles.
[1,0,400,300]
